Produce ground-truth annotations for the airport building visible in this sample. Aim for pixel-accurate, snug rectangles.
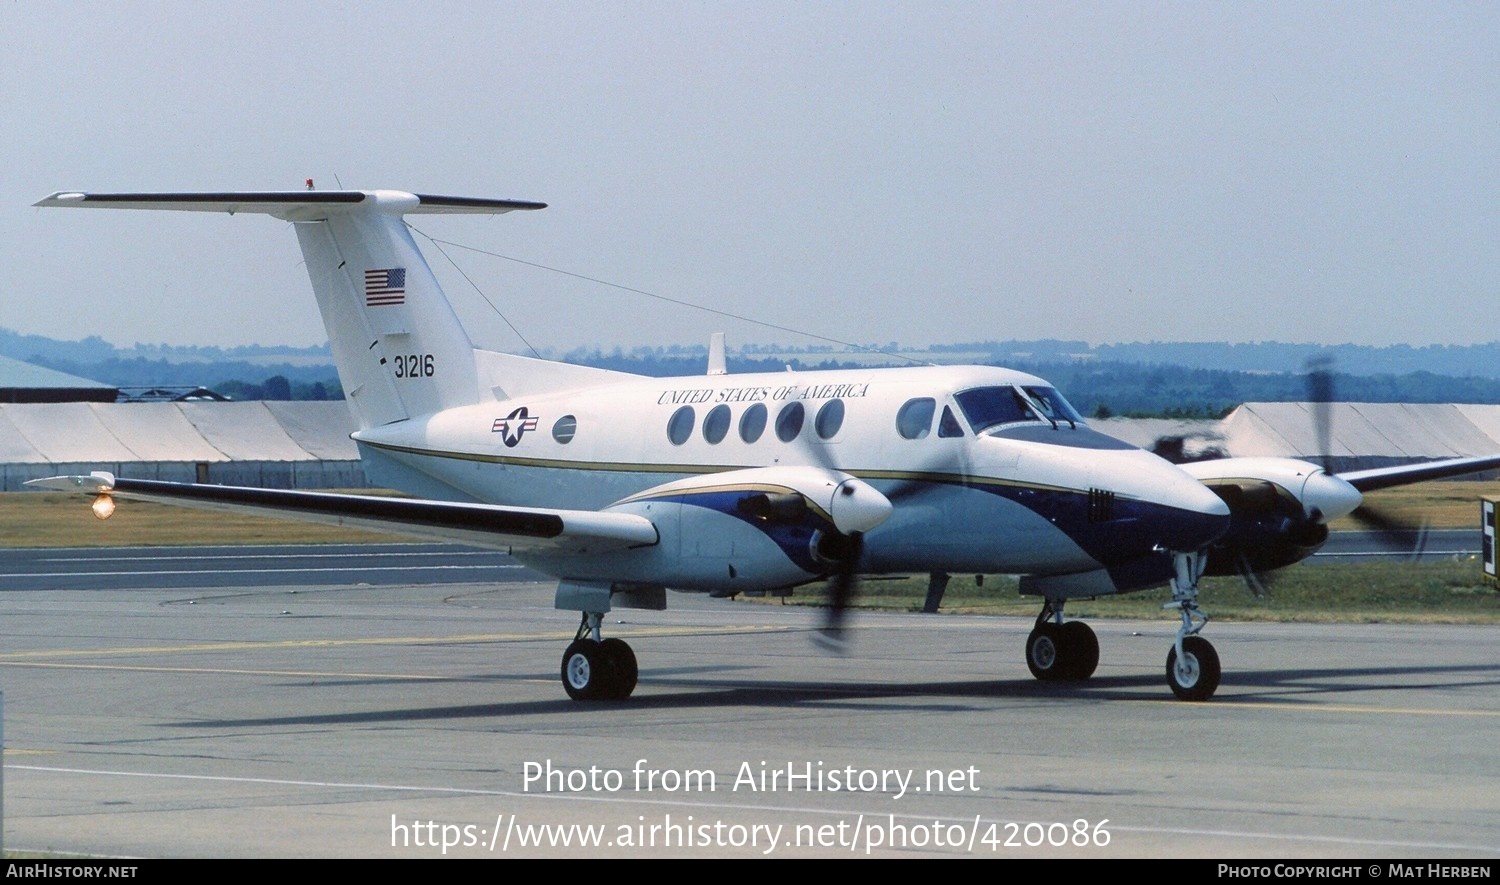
[0,401,364,491]
[0,355,361,490]
[1100,403,1500,475]
[0,354,117,403]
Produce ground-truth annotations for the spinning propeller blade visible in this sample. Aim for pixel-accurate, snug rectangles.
[1305,355,1336,476]
[817,531,863,647]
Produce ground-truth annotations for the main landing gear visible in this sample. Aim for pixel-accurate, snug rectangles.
[1025,600,1099,681]
[560,613,638,700]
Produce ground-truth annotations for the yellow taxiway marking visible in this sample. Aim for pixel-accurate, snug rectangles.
[0,660,455,679]
[1181,699,1500,718]
[0,624,792,661]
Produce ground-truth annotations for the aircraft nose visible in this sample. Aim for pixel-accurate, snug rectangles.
[1301,471,1363,522]
[1158,472,1232,551]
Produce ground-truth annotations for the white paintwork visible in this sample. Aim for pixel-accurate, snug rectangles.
[1184,456,1364,522]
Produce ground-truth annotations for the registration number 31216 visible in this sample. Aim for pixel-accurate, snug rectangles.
[393,354,435,378]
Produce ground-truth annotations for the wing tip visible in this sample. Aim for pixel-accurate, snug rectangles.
[23,471,116,492]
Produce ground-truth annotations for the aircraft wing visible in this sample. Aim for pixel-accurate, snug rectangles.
[1337,455,1500,493]
[25,473,658,554]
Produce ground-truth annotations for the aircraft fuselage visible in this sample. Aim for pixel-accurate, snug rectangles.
[354,362,1230,595]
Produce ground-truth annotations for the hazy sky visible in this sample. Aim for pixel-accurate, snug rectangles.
[3,2,1496,353]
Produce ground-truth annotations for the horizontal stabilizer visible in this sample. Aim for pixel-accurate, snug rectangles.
[36,187,555,426]
[34,190,545,221]
[25,474,657,554]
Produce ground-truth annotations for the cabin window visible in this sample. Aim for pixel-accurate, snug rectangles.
[667,406,695,445]
[739,402,767,443]
[775,401,805,442]
[703,404,731,444]
[896,398,936,439]
[814,399,845,440]
[552,415,577,444]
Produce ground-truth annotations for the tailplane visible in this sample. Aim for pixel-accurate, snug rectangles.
[35,190,551,428]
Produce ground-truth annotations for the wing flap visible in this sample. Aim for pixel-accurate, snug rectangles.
[25,474,657,553]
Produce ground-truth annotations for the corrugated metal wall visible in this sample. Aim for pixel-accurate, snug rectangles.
[0,402,367,491]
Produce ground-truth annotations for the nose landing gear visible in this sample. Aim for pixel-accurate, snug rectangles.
[1166,635,1220,701]
[1163,550,1220,701]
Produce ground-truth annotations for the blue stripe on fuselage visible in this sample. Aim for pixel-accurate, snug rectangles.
[656,489,831,573]
[665,478,1220,582]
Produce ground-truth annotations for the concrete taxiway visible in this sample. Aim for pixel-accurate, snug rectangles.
[0,577,1496,858]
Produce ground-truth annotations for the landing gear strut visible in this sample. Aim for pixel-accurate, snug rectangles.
[560,613,638,700]
[1024,600,1099,681]
[1164,551,1220,701]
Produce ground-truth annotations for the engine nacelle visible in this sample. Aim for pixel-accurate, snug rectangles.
[536,466,895,594]
[1181,457,1362,576]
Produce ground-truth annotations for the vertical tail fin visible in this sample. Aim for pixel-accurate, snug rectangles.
[34,190,545,428]
[289,193,497,426]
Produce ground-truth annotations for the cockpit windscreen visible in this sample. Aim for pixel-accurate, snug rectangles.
[953,386,1084,434]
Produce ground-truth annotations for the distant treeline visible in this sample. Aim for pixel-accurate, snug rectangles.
[215,376,339,401]
[12,327,1500,380]
[13,327,1500,415]
[918,339,1500,381]
[562,349,1500,419]
[0,328,332,365]
[1014,363,1500,419]
[28,355,342,402]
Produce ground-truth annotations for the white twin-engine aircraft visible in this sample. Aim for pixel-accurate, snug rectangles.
[30,189,1500,702]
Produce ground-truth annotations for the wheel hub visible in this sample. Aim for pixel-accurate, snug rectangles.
[1173,652,1200,686]
[566,652,591,689]
[1032,636,1057,670]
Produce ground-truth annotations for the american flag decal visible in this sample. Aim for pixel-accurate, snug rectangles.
[365,268,407,306]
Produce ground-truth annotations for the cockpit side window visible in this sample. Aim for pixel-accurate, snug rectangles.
[938,405,964,438]
[896,398,936,439]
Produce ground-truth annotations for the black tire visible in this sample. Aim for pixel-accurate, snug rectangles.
[597,637,638,699]
[1166,635,1221,701]
[1026,624,1068,681]
[1059,621,1099,680]
[561,639,603,700]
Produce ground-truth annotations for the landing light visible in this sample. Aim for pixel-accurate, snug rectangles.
[91,494,116,520]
